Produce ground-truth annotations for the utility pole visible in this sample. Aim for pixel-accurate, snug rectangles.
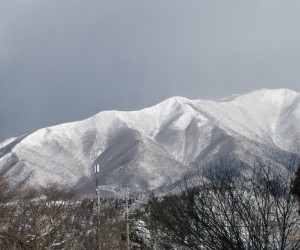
[125,189,130,250]
[95,164,101,250]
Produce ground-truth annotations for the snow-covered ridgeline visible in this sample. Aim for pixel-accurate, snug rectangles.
[0,88,299,194]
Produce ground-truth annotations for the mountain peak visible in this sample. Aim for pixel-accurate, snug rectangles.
[1,89,300,195]
[253,88,299,98]
[215,88,299,108]
[162,96,189,105]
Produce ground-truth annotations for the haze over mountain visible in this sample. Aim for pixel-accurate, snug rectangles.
[1,88,299,196]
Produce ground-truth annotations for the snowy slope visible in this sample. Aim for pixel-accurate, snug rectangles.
[0,88,299,195]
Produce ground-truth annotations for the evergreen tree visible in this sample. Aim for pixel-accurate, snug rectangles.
[292,164,300,200]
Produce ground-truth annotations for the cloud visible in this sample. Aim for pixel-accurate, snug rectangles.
[1,0,300,141]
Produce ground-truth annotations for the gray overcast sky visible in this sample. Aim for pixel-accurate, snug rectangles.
[1,0,300,142]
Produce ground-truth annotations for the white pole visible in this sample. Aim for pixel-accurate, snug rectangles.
[95,164,101,250]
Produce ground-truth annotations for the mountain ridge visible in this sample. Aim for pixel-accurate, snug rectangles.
[1,88,299,196]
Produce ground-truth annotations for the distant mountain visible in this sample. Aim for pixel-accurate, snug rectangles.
[1,88,300,196]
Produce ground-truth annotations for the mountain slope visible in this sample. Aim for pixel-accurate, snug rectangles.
[0,88,299,195]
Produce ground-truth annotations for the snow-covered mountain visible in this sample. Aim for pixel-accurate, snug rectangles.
[1,88,300,196]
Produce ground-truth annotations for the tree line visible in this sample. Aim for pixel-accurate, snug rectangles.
[0,176,131,249]
[1,157,300,249]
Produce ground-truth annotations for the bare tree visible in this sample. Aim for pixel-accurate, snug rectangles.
[148,160,300,249]
[4,183,79,249]
[0,174,129,250]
